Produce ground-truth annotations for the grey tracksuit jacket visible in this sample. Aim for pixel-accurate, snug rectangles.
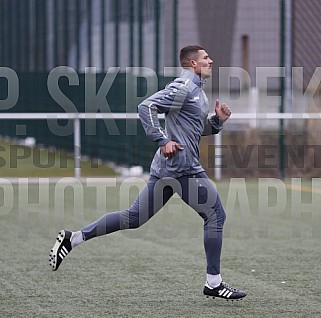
[138,69,223,178]
[82,69,226,275]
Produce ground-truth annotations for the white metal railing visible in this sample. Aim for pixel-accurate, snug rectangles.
[1,112,320,179]
[1,112,157,179]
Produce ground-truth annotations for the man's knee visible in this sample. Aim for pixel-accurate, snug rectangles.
[203,206,226,230]
[119,209,149,229]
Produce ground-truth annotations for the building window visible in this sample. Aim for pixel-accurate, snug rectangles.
[109,0,155,22]
[241,34,249,73]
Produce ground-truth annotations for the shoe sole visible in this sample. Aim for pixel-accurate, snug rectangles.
[205,295,246,302]
[49,230,67,271]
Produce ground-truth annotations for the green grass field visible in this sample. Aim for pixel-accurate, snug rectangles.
[0,141,117,177]
[1,178,321,317]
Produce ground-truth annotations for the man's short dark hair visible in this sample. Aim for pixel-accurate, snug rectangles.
[179,45,205,67]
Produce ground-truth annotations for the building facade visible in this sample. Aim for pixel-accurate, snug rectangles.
[0,0,320,175]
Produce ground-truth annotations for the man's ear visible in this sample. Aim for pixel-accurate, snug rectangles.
[189,59,197,67]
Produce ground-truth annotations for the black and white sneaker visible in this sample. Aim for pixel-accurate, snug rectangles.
[49,230,72,271]
[203,281,247,300]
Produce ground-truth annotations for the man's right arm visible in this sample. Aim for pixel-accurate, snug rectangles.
[138,82,188,155]
[137,100,170,147]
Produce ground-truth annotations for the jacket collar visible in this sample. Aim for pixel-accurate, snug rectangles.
[180,69,206,87]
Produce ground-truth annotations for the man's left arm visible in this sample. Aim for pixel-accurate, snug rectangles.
[202,99,231,135]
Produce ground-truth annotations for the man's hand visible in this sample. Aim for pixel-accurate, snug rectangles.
[214,99,231,122]
[160,141,184,158]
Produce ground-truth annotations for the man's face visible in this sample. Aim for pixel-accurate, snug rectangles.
[193,50,213,79]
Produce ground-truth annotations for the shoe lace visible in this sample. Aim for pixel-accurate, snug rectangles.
[221,281,239,292]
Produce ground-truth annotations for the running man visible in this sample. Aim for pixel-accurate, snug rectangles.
[49,45,247,300]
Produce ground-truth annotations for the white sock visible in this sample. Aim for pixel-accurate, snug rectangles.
[71,231,84,248]
[206,274,222,288]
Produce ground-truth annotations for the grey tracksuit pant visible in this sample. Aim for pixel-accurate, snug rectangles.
[81,172,226,275]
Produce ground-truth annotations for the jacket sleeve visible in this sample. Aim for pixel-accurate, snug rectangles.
[202,115,223,136]
[138,82,188,147]
[137,101,170,147]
